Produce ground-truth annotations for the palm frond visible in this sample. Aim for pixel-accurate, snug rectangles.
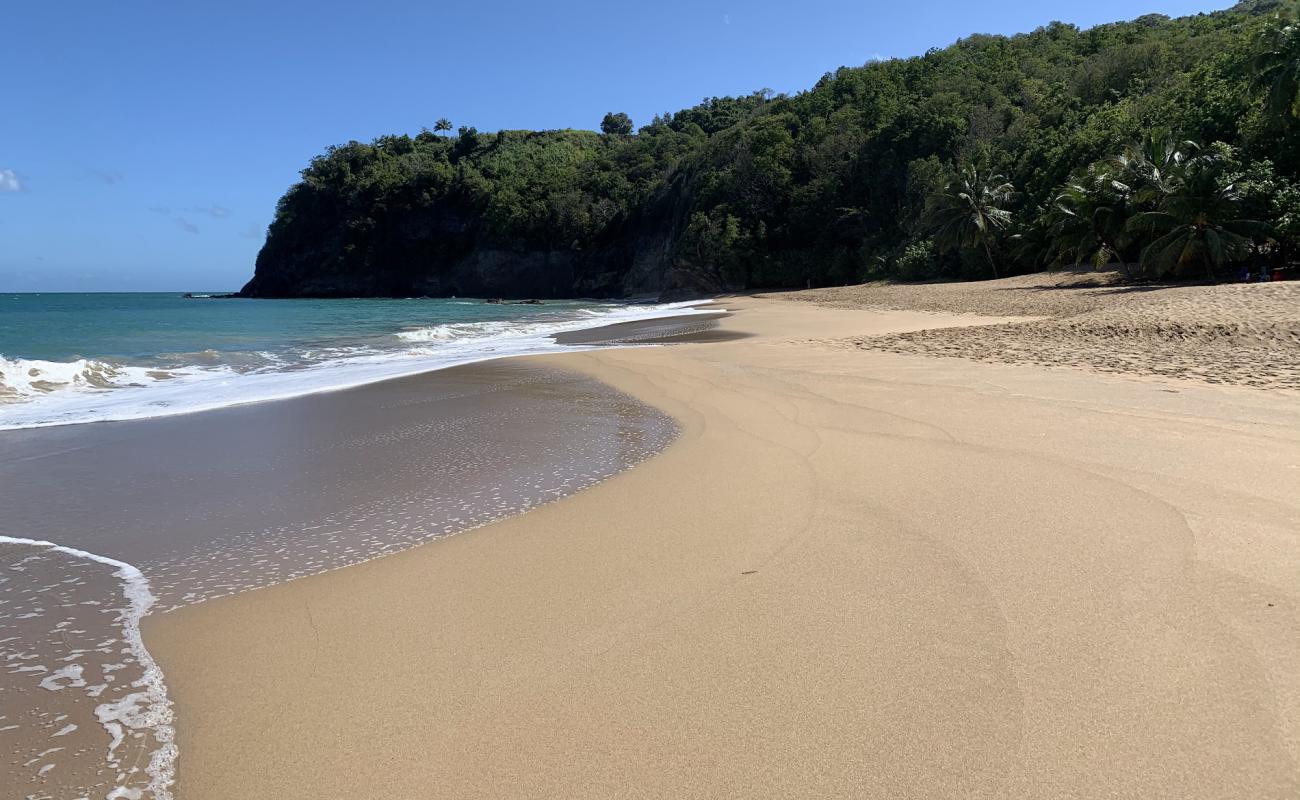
[1127,210,1176,234]
[1139,227,1192,274]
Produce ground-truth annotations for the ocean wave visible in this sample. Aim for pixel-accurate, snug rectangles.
[394,301,708,343]
[0,356,179,398]
[0,300,716,430]
[394,320,516,342]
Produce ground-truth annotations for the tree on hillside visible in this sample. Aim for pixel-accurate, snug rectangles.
[600,112,634,136]
[1251,6,1300,123]
[1128,151,1274,280]
[456,126,481,151]
[434,118,453,134]
[927,167,1015,279]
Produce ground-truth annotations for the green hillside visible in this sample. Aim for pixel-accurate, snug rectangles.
[242,1,1300,298]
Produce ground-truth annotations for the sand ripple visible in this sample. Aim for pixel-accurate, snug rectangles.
[778,274,1300,390]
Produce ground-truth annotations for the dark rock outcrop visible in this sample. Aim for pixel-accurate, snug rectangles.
[239,197,693,300]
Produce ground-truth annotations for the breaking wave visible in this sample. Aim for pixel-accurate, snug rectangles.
[0,300,715,430]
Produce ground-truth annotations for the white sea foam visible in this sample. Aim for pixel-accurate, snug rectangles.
[394,320,516,341]
[38,663,86,691]
[0,537,175,800]
[0,356,187,397]
[392,300,711,342]
[0,300,716,430]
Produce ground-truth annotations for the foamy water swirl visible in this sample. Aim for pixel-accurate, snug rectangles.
[0,538,175,800]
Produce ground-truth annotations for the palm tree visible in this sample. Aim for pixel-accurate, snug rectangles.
[927,167,1015,278]
[1107,129,1199,205]
[1047,163,1137,277]
[1250,8,1300,123]
[434,118,453,135]
[1009,209,1058,272]
[1127,153,1273,281]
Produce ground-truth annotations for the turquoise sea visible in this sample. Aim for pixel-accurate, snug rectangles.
[0,292,711,429]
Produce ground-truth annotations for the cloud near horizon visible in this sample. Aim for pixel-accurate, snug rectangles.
[0,169,24,192]
[173,216,199,234]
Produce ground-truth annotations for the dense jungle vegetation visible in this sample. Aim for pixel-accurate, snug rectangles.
[244,0,1300,298]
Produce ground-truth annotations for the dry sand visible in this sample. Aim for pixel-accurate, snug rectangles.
[774,271,1300,390]
[146,291,1300,799]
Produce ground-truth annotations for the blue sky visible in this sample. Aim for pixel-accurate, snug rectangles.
[2,0,1230,292]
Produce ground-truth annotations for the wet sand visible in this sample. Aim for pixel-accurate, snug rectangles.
[146,295,1300,798]
[2,361,675,799]
[554,312,748,345]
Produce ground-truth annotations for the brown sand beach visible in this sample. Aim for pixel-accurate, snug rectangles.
[0,361,675,797]
[142,276,1300,799]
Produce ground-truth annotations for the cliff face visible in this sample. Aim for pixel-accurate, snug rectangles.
[239,178,702,300]
[240,229,682,299]
[239,173,717,300]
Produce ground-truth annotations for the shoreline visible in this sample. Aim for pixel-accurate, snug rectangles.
[0,298,720,431]
[0,357,680,799]
[145,293,1300,798]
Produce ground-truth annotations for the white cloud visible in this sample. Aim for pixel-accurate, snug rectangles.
[189,204,231,219]
[0,169,23,192]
